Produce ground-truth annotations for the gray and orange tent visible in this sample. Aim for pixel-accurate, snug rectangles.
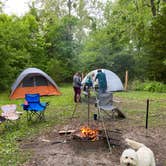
[10,68,61,99]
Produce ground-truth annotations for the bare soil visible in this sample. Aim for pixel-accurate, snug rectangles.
[20,103,166,166]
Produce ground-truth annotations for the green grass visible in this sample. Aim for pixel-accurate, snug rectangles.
[0,86,165,165]
[114,90,166,127]
[0,84,75,166]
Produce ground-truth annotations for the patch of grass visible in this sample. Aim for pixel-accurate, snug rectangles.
[115,90,166,100]
[114,91,166,127]
[0,84,75,165]
[0,86,165,165]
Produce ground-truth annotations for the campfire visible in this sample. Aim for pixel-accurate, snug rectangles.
[80,126,99,141]
[59,125,122,147]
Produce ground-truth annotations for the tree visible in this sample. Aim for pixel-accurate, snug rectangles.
[44,15,80,81]
[80,0,145,80]
[0,14,30,90]
[0,12,47,90]
[145,5,166,82]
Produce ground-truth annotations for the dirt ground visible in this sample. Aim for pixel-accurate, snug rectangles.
[20,99,166,166]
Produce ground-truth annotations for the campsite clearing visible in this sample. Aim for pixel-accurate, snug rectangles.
[0,86,166,166]
[20,120,166,166]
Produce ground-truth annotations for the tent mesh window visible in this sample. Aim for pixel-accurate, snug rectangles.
[35,76,48,86]
[22,76,34,87]
[22,76,48,87]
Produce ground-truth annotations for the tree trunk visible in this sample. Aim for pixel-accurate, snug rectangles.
[68,0,72,16]
[150,0,156,16]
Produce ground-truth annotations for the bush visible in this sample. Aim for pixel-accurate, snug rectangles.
[46,59,73,83]
[130,80,143,91]
[131,80,166,92]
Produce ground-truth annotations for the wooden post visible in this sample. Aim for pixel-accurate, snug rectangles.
[81,72,84,80]
[124,70,128,91]
[146,99,149,129]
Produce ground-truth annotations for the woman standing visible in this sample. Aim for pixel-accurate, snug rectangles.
[73,72,82,102]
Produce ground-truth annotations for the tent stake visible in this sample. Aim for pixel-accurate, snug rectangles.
[146,99,149,129]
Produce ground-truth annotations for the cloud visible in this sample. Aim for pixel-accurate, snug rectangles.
[3,0,31,16]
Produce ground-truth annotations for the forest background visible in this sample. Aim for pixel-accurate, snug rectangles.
[0,0,166,92]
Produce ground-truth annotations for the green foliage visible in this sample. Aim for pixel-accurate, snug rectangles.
[145,5,166,82]
[0,0,166,90]
[46,59,72,83]
[80,0,144,78]
[130,80,144,91]
[0,13,46,91]
[131,80,166,92]
[44,15,80,81]
[80,0,166,83]
[143,81,166,92]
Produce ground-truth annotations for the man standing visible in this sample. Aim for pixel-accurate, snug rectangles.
[73,72,82,102]
[95,69,107,94]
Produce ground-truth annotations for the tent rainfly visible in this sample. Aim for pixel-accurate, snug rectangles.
[10,68,61,99]
[82,69,124,92]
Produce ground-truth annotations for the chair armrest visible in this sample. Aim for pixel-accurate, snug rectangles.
[40,102,49,107]
[16,111,23,115]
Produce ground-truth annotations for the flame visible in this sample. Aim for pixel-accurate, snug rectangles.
[80,126,98,141]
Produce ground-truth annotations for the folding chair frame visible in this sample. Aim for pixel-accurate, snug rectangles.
[4,118,20,129]
[26,110,45,121]
[96,98,117,120]
[1,105,22,129]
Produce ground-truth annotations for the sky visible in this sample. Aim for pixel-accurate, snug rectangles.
[3,0,31,16]
[3,0,114,16]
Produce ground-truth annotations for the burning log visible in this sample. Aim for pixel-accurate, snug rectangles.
[58,130,76,135]
[73,126,99,141]
[80,126,99,141]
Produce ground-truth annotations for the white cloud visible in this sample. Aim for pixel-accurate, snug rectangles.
[2,0,116,17]
[3,0,31,16]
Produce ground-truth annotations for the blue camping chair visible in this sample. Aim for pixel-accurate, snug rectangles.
[21,94,48,121]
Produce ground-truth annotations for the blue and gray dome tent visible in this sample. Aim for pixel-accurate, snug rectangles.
[82,69,124,92]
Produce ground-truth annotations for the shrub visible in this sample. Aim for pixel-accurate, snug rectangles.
[130,80,144,91]
[131,80,166,92]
